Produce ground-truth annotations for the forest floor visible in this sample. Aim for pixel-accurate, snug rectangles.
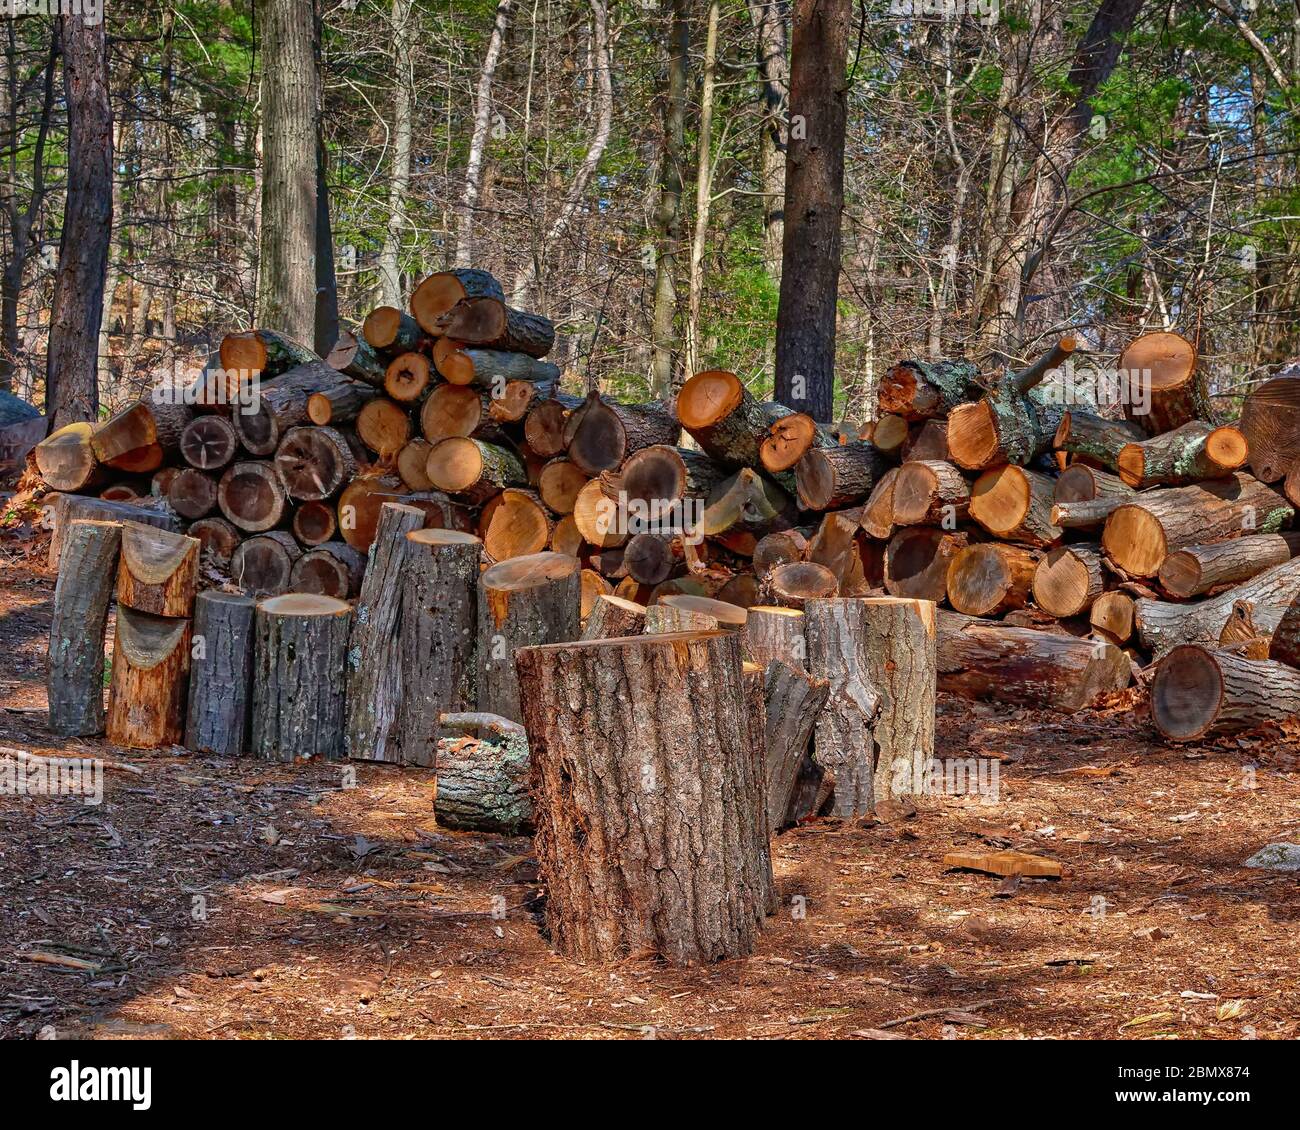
[2,519,1299,1041]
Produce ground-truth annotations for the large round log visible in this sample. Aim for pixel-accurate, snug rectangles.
[571,478,625,548]
[969,465,1062,546]
[384,351,433,403]
[35,421,103,491]
[184,591,256,757]
[289,541,366,598]
[218,461,288,533]
[889,459,970,526]
[794,442,886,511]
[884,527,968,602]
[523,396,576,457]
[47,520,121,737]
[91,400,192,469]
[1118,330,1205,436]
[219,328,319,380]
[231,530,302,596]
[356,396,412,459]
[290,501,337,547]
[1152,645,1300,741]
[167,468,218,520]
[620,444,729,508]
[434,295,555,358]
[426,436,526,506]
[116,522,199,618]
[516,629,769,964]
[362,305,423,354]
[306,380,377,425]
[274,425,356,501]
[252,594,352,761]
[760,412,837,473]
[180,415,238,470]
[563,391,680,475]
[1116,420,1249,489]
[337,472,410,553]
[233,361,346,455]
[106,607,191,749]
[1032,543,1105,618]
[1242,365,1300,482]
[1090,590,1135,645]
[396,529,482,767]
[877,358,980,421]
[1053,463,1134,504]
[946,543,1039,617]
[677,370,790,469]
[537,458,589,514]
[482,487,553,562]
[410,268,505,334]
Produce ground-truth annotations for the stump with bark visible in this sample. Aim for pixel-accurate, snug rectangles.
[106,607,191,748]
[185,591,256,757]
[581,593,648,639]
[434,712,532,834]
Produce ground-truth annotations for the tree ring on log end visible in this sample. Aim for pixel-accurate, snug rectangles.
[1152,645,1223,741]
[1101,504,1167,576]
[677,370,743,429]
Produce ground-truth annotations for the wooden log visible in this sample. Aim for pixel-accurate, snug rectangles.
[179,415,238,470]
[355,396,412,459]
[677,370,793,469]
[384,351,433,403]
[861,466,900,540]
[411,268,505,334]
[1118,330,1205,436]
[759,412,837,474]
[435,295,556,358]
[362,305,423,354]
[742,605,807,668]
[862,597,936,803]
[870,414,909,459]
[877,358,981,421]
[106,607,191,749]
[1151,645,1300,741]
[150,467,180,497]
[766,561,838,609]
[1053,410,1145,471]
[581,594,648,639]
[218,460,288,533]
[290,501,337,547]
[644,593,737,633]
[1054,463,1134,504]
[563,391,680,476]
[621,531,679,585]
[306,380,377,425]
[487,378,550,424]
[251,594,351,761]
[189,516,241,564]
[324,331,387,387]
[116,522,199,617]
[1157,533,1300,599]
[396,529,482,768]
[434,721,532,834]
[45,493,179,570]
[219,328,318,380]
[231,530,302,596]
[807,508,873,595]
[795,442,886,510]
[419,383,493,443]
[902,418,950,462]
[524,395,578,457]
[889,459,970,526]
[761,660,830,832]
[35,421,103,491]
[425,436,525,506]
[100,482,145,502]
[969,464,1062,546]
[1102,473,1293,578]
[1051,497,1128,530]
[47,520,121,737]
[1032,543,1105,618]
[91,400,191,469]
[233,361,347,456]
[395,438,435,491]
[946,542,1039,617]
[274,425,356,501]
[435,345,560,389]
[516,629,769,964]
[570,478,624,548]
[1090,590,1135,645]
[936,609,1131,712]
[752,529,810,579]
[166,468,218,520]
[704,468,796,536]
[537,458,589,514]
[184,591,256,757]
[342,502,425,761]
[1242,365,1300,482]
[1116,420,1249,489]
[884,526,968,602]
[337,472,410,552]
[289,541,365,599]
[477,552,581,722]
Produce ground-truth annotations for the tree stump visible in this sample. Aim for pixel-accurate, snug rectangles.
[252,594,352,762]
[106,607,191,749]
[48,520,121,737]
[185,591,256,757]
[435,713,532,834]
[476,552,581,722]
[397,529,482,768]
[516,630,769,964]
[581,593,647,639]
[762,661,830,832]
[116,522,199,617]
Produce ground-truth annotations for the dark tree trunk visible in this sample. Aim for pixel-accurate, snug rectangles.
[773,0,850,423]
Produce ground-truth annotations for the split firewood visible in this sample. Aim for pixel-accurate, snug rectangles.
[1151,645,1300,741]
[231,530,302,596]
[1118,330,1206,436]
[581,593,648,639]
[185,591,256,757]
[704,468,796,537]
[807,507,877,595]
[411,268,505,335]
[946,543,1040,617]
[106,607,191,749]
[762,661,830,832]
[1115,420,1249,489]
[1032,544,1105,618]
[861,466,900,540]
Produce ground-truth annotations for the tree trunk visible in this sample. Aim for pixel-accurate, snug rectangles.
[185,591,256,757]
[454,0,512,267]
[650,0,689,396]
[877,358,980,421]
[1152,645,1300,741]
[563,392,681,475]
[683,0,720,380]
[377,0,414,306]
[1054,463,1135,503]
[516,629,769,964]
[946,543,1039,617]
[106,607,191,749]
[47,519,121,737]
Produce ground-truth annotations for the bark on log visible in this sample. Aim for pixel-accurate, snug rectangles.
[760,412,837,473]
[425,436,526,506]
[234,361,347,455]
[1158,533,1300,599]
[1242,366,1300,482]
[877,358,980,421]
[743,605,807,669]
[362,305,423,354]
[434,344,560,388]
[766,561,838,608]
[35,421,103,491]
[116,522,199,617]
[218,460,288,533]
[563,391,681,475]
[106,607,191,749]
[1119,330,1206,436]
[1116,420,1249,489]
[889,459,970,526]
[969,464,1063,546]
[762,660,830,832]
[411,268,505,334]
[1051,497,1128,530]
[252,594,352,761]
[1054,463,1134,503]
[861,466,900,540]
[644,594,748,634]
[434,295,555,357]
[581,593,648,639]
[516,629,769,964]
[184,591,256,757]
[946,542,1040,617]
[231,530,302,596]
[180,415,238,470]
[434,725,532,834]
[1032,543,1105,618]
[677,370,792,469]
[1152,645,1300,741]
[324,331,388,387]
[752,529,811,579]
[306,380,377,425]
[219,328,319,380]
[45,493,178,570]
[274,425,356,501]
[795,442,886,510]
[47,520,121,737]
[1053,410,1145,471]
[290,541,366,598]
[397,529,482,768]
[884,527,968,602]
[344,502,425,762]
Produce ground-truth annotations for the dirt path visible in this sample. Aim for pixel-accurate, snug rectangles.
[3,531,1298,1040]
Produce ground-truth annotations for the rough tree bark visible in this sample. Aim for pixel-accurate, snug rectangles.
[455,0,512,268]
[185,591,256,757]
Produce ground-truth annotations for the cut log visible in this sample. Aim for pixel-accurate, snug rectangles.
[861,597,936,803]
[343,502,425,761]
[572,478,626,548]
[1242,365,1300,482]
[167,468,218,519]
[362,305,423,354]
[233,361,347,456]
[189,516,241,563]
[795,442,886,510]
[762,660,830,832]
[337,472,410,552]
[289,541,365,598]
[184,591,256,757]
[425,436,526,505]
[396,439,435,491]
[1152,645,1300,741]
[91,400,191,468]
[411,268,505,334]
[1089,590,1135,645]
[657,594,747,630]
[1051,497,1129,530]
[549,513,584,557]
[1116,420,1249,489]
[902,418,950,462]
[516,629,768,964]
[760,412,837,474]
[523,396,576,457]
[677,370,791,468]
[488,378,548,423]
[580,569,613,620]
[355,396,412,459]
[434,724,532,834]
[1102,473,1293,577]
[1118,330,1205,436]
[274,425,356,501]
[704,468,796,536]
[969,464,1062,546]
[384,351,433,403]
[47,520,121,737]
[100,482,145,502]
[231,530,302,596]
[807,508,874,595]
[179,415,238,470]
[1054,463,1134,504]
[290,501,337,547]
[477,552,581,722]
[106,607,191,749]
[622,531,679,585]
[946,542,1040,617]
[435,345,560,389]
[742,604,807,668]
[435,295,555,358]
[35,422,103,491]
[621,445,730,510]
[219,328,318,379]
[870,414,909,459]
[1158,533,1300,599]
[251,594,351,761]
[150,467,180,497]
[766,562,838,609]
[861,466,900,540]
[45,493,178,570]
[306,380,376,425]
[752,529,810,579]
[537,458,589,514]
[878,358,981,421]
[218,461,288,533]
[116,522,199,617]
[889,459,970,526]
[482,487,552,562]
[563,391,680,475]
[396,529,482,768]
[325,331,387,387]
[1032,543,1105,617]
[884,526,968,602]
[581,593,648,639]
[1053,410,1145,471]
[936,609,1131,712]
